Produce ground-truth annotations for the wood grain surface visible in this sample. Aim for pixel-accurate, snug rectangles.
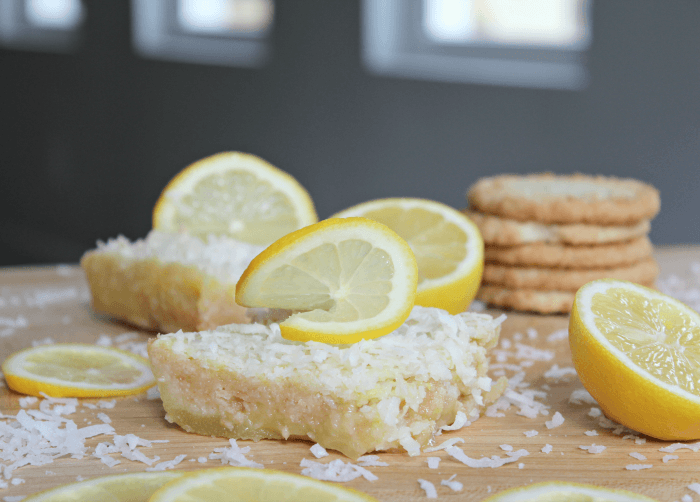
[1,247,699,501]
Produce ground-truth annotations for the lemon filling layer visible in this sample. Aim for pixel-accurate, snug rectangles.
[148,307,506,458]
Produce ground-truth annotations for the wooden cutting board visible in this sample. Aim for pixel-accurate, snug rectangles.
[1,247,699,501]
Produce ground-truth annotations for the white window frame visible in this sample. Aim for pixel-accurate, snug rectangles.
[362,0,592,90]
[0,0,84,53]
[131,0,272,68]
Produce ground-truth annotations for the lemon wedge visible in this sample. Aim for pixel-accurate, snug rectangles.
[153,152,318,245]
[332,198,484,314]
[2,343,155,398]
[483,481,658,501]
[22,472,184,502]
[149,467,379,502]
[570,279,700,440]
[236,217,418,344]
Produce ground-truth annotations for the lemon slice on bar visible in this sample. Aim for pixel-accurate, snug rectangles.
[149,467,379,502]
[483,481,658,501]
[153,152,318,245]
[332,198,483,314]
[236,217,418,344]
[570,279,700,440]
[23,472,184,502]
[2,343,155,398]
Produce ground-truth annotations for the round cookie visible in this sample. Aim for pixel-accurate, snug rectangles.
[482,257,659,292]
[484,236,653,269]
[464,210,651,246]
[467,173,660,225]
[477,286,575,314]
[477,281,657,314]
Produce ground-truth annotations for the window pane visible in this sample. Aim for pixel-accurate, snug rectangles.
[25,0,84,30]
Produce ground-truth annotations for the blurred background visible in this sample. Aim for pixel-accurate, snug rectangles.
[1,0,699,267]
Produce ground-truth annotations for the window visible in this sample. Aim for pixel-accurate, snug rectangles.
[131,0,274,68]
[0,0,85,52]
[362,0,592,90]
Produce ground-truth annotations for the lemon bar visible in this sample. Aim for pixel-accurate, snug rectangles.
[81,231,264,333]
[148,306,507,458]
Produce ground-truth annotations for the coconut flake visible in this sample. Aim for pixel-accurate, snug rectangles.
[446,446,529,468]
[546,329,568,343]
[688,483,700,494]
[541,444,553,454]
[310,444,329,458]
[579,444,606,454]
[523,430,538,437]
[569,389,596,405]
[629,452,646,461]
[584,430,598,436]
[417,479,437,498]
[209,439,263,468]
[625,464,653,470]
[543,365,577,382]
[424,437,465,453]
[356,455,388,467]
[426,457,440,469]
[660,442,700,453]
[146,454,187,471]
[441,474,463,492]
[300,458,377,482]
[440,411,470,431]
[662,455,678,463]
[545,412,564,429]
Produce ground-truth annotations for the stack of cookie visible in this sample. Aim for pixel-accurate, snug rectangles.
[464,173,661,314]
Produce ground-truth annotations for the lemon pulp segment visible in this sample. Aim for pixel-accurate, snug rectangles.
[590,285,700,394]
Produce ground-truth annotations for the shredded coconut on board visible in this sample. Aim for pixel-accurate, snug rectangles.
[300,459,377,482]
[446,446,529,468]
[417,479,437,498]
[441,474,463,492]
[625,464,653,471]
[545,412,564,429]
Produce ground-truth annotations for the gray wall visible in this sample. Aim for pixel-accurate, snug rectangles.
[2,1,699,266]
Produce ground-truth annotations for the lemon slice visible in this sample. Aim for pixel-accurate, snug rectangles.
[149,467,379,502]
[483,481,658,501]
[2,343,156,398]
[570,279,700,440]
[332,198,484,314]
[153,152,318,245]
[23,472,184,502]
[236,217,418,344]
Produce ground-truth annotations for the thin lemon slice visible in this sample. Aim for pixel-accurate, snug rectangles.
[149,467,379,502]
[153,152,318,245]
[2,343,155,398]
[236,217,418,344]
[23,472,184,502]
[332,198,484,314]
[570,279,700,440]
[483,481,658,501]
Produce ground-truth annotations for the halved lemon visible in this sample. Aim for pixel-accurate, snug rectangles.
[23,472,184,502]
[236,217,418,344]
[153,152,318,245]
[483,481,658,501]
[332,198,484,314]
[570,279,700,440]
[149,467,379,502]
[2,343,155,398]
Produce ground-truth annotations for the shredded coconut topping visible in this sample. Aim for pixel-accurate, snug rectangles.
[94,231,264,284]
[441,474,463,492]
